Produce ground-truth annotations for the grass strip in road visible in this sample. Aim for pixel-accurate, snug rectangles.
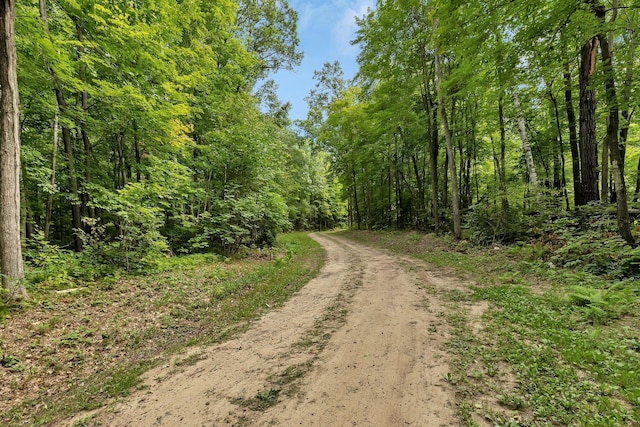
[339,230,640,426]
[0,232,324,427]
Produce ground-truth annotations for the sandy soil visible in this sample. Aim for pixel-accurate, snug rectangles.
[65,233,463,427]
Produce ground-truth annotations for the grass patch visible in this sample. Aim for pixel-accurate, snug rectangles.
[0,232,324,426]
[339,230,640,426]
[231,388,282,411]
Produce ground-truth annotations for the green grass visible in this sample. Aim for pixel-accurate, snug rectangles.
[1,232,324,426]
[339,230,640,426]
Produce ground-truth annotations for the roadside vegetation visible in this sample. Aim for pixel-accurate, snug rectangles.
[0,232,323,427]
[340,217,640,427]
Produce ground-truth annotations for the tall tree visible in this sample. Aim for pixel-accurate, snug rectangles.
[0,0,26,299]
[564,67,582,206]
[512,88,540,200]
[591,0,635,245]
[578,36,600,204]
[236,0,303,74]
[433,17,461,240]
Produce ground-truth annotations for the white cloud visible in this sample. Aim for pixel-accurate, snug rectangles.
[295,0,374,56]
[331,0,374,56]
[296,1,333,33]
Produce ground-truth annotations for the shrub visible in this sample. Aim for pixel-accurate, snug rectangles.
[81,184,169,273]
[24,231,80,288]
[465,204,531,245]
[547,206,639,279]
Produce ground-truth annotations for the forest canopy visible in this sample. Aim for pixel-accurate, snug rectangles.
[309,0,640,250]
[10,0,343,280]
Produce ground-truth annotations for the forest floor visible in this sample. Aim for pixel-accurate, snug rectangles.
[56,232,497,427]
[5,231,638,426]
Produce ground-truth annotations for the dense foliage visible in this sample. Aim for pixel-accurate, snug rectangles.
[13,0,344,282]
[310,0,639,251]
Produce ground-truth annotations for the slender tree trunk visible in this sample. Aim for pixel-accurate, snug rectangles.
[0,0,27,299]
[620,110,631,172]
[134,120,142,182]
[411,154,425,227]
[564,69,582,207]
[39,0,83,251]
[498,95,509,211]
[465,101,475,207]
[56,91,83,251]
[115,131,128,189]
[75,21,94,219]
[430,102,439,233]
[38,0,48,31]
[619,23,635,175]
[44,111,59,239]
[594,2,635,244]
[512,88,540,200]
[388,165,392,227]
[351,168,361,230]
[550,90,570,210]
[418,40,439,232]
[634,157,640,203]
[579,37,600,204]
[491,135,499,191]
[434,40,461,239]
[601,121,609,202]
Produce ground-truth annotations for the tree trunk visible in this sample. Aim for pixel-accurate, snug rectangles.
[619,22,635,175]
[442,150,448,209]
[512,88,540,200]
[564,69,582,207]
[39,0,83,251]
[411,154,425,227]
[549,90,570,210]
[351,168,361,230]
[498,94,509,211]
[134,120,142,182]
[634,156,640,203]
[430,103,439,233]
[434,40,461,239]
[579,37,600,204]
[114,131,128,189]
[0,0,27,299]
[418,39,439,232]
[601,121,609,202]
[594,2,635,245]
[75,21,94,219]
[56,90,83,251]
[44,111,59,239]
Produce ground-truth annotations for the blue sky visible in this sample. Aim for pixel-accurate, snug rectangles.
[270,0,375,121]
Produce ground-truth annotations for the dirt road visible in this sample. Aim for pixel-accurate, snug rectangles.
[72,233,461,426]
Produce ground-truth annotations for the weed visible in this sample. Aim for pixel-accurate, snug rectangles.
[232,388,281,411]
[496,392,525,410]
[174,352,205,367]
[1,355,25,373]
[57,332,81,348]
[566,285,634,324]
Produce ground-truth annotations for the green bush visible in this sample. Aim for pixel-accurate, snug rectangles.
[81,183,169,273]
[465,204,531,245]
[183,191,290,254]
[24,231,80,289]
[567,285,636,324]
[546,206,639,279]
